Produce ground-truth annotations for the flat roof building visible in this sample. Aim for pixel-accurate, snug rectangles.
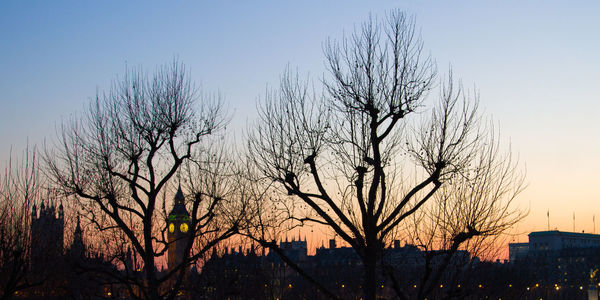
[529,230,600,252]
[509,230,600,262]
[508,243,529,262]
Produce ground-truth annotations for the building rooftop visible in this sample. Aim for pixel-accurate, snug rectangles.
[528,230,600,239]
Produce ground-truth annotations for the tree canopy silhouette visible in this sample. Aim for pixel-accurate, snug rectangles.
[247,10,524,300]
[45,60,242,300]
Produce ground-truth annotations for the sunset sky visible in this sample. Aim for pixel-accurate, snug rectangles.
[1,1,599,249]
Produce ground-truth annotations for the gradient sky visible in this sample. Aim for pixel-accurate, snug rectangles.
[1,0,599,246]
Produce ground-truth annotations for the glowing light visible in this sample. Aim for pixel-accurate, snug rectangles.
[180,223,188,233]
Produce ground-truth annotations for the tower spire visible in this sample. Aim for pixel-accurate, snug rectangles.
[76,213,81,230]
[58,200,64,218]
[175,184,185,205]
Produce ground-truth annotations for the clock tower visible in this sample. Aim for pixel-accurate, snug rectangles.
[167,185,190,272]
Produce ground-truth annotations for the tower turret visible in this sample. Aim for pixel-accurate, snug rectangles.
[30,198,65,271]
[124,247,133,272]
[71,214,85,258]
[58,201,64,219]
[167,185,191,273]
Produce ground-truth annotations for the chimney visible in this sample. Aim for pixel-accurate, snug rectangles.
[394,240,400,249]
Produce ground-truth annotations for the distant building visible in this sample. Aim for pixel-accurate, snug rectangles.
[198,238,476,299]
[28,199,116,299]
[30,200,64,271]
[279,235,308,262]
[508,230,600,293]
[509,230,600,262]
[529,230,600,252]
[315,239,360,266]
[167,185,191,273]
[508,242,529,262]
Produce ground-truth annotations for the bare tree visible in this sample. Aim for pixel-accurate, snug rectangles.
[388,111,526,299]
[0,145,42,300]
[247,11,524,300]
[44,60,240,300]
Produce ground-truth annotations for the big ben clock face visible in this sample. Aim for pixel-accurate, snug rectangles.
[168,223,175,233]
[180,223,189,233]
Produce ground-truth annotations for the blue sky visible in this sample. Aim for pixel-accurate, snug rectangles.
[1,0,599,239]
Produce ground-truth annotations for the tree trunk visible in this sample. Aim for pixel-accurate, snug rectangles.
[364,246,378,300]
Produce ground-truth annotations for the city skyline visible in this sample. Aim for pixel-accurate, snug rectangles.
[2,0,600,247]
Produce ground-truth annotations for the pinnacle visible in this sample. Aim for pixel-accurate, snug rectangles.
[175,184,185,204]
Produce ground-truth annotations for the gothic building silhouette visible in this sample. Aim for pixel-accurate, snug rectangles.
[279,235,308,262]
[30,200,64,271]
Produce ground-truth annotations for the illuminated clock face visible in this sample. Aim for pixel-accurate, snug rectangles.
[168,223,175,233]
[180,223,189,233]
